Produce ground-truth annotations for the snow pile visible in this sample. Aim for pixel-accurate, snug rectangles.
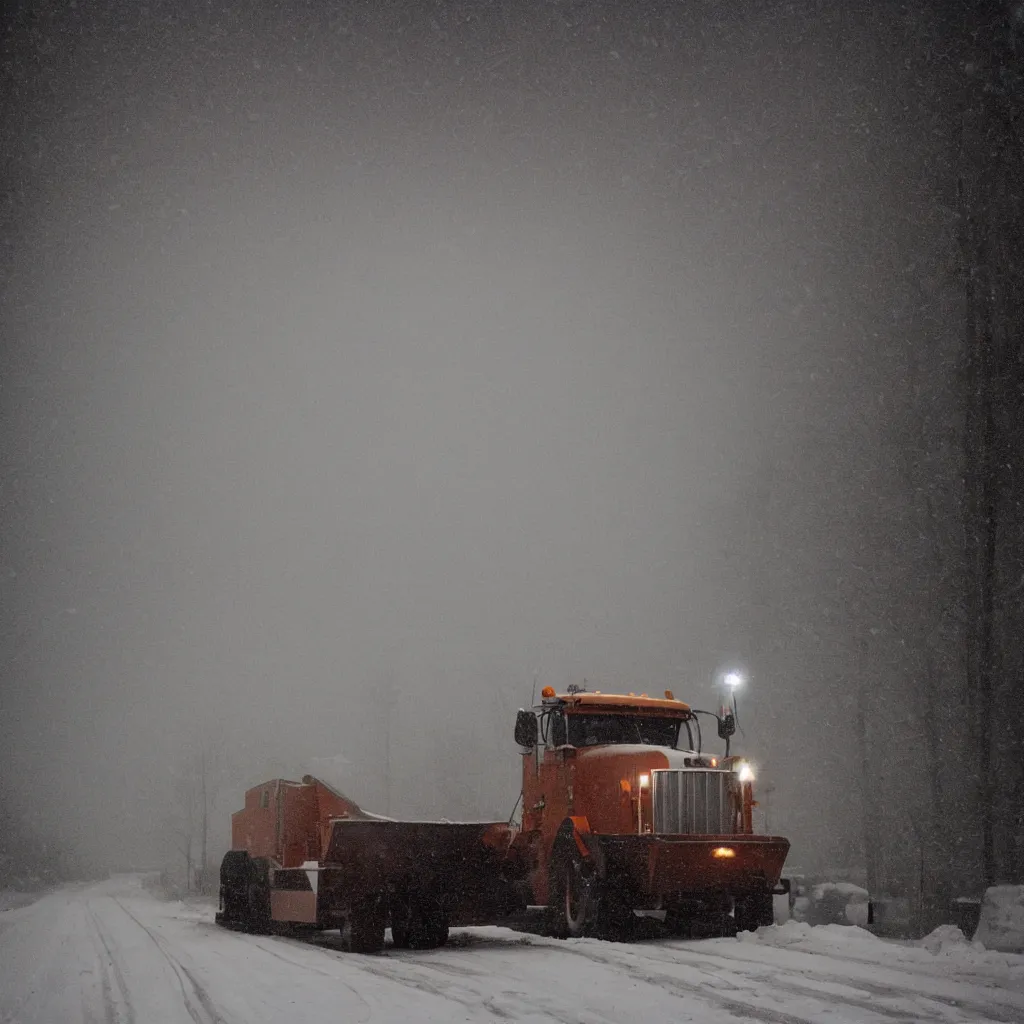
[772,891,791,925]
[973,885,1024,953]
[917,924,983,956]
[738,919,813,945]
[810,881,868,901]
[805,882,870,927]
[738,919,880,948]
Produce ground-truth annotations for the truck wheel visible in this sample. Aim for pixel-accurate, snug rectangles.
[217,851,251,927]
[545,853,569,938]
[245,860,272,935]
[412,916,449,948]
[594,885,637,941]
[390,915,412,949]
[548,849,593,938]
[349,899,386,954]
[664,907,691,939]
[408,896,449,949]
[563,859,592,938]
[389,896,415,949]
[735,891,774,934]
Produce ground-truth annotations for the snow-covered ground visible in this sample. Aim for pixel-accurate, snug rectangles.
[2,877,1023,1024]
[0,891,46,913]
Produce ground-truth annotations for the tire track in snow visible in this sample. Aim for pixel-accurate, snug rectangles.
[85,904,135,1024]
[657,943,1024,1023]
[244,935,374,1022]
[105,897,227,1024]
[544,939,906,1024]
[686,938,1024,988]
[307,944,616,1024]
[320,953,519,1020]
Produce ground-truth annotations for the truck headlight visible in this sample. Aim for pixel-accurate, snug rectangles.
[737,763,755,783]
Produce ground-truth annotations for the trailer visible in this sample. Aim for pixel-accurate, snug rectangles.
[217,687,789,951]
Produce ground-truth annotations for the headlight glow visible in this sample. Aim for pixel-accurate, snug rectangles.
[737,763,755,783]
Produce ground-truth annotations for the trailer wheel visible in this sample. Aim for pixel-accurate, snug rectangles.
[349,899,386,954]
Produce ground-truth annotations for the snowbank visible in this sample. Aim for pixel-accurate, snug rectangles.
[740,918,1024,982]
[917,924,982,955]
[973,885,1024,953]
[810,881,868,902]
[0,891,43,912]
[738,919,880,948]
[802,881,870,927]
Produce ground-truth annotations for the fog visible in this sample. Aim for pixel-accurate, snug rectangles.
[2,2,965,882]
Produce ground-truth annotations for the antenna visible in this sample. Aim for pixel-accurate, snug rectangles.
[531,670,538,707]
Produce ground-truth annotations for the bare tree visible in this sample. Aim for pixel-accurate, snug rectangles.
[170,769,197,892]
[166,733,223,892]
[958,0,1024,888]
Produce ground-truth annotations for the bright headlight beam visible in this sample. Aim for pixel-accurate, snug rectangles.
[723,672,744,689]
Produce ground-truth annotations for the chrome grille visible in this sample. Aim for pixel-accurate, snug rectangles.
[651,769,735,835]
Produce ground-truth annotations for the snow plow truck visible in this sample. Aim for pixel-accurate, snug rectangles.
[217,686,790,952]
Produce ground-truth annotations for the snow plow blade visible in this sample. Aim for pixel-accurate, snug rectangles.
[600,834,790,898]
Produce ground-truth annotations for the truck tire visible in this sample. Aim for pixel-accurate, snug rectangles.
[390,910,412,949]
[545,853,570,938]
[734,890,774,934]
[406,895,449,949]
[217,851,251,927]
[389,895,425,949]
[563,859,592,937]
[246,858,273,934]
[594,886,638,942]
[547,847,594,938]
[349,899,386,954]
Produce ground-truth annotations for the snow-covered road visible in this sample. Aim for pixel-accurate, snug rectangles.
[2,877,1023,1024]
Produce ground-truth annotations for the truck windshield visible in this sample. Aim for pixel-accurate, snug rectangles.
[565,714,692,749]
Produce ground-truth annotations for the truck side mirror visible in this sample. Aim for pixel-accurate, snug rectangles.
[717,712,736,739]
[514,709,538,748]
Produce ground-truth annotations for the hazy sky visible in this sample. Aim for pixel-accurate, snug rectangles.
[1,1,961,872]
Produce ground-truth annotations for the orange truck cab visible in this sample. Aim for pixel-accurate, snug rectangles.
[507,687,789,938]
